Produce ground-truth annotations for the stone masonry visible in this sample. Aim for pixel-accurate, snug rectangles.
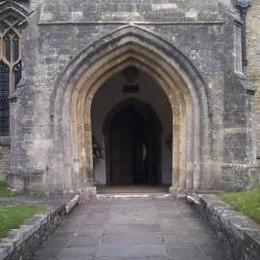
[0,0,259,194]
[0,137,10,181]
[194,194,260,260]
[247,1,260,161]
[0,140,10,181]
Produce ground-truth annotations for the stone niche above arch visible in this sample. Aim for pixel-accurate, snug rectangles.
[49,25,212,196]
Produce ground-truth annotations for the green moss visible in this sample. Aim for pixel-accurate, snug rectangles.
[0,182,14,197]
[219,187,260,224]
[0,204,44,238]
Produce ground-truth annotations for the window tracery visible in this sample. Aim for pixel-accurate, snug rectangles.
[0,27,21,136]
[0,0,29,136]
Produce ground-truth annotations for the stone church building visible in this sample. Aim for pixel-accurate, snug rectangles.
[0,0,259,196]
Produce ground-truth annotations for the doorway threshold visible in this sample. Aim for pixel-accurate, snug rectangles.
[97,186,172,199]
[98,185,169,193]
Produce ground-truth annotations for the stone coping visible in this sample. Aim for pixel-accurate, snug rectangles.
[0,194,80,260]
[188,194,260,260]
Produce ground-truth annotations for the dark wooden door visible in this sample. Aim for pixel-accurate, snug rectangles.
[109,107,149,185]
[110,108,134,185]
[132,128,148,185]
[110,122,133,185]
[107,102,161,186]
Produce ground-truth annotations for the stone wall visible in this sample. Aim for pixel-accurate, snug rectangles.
[247,1,260,162]
[2,206,66,260]
[0,138,10,181]
[12,0,253,193]
[0,195,79,260]
[190,194,260,260]
[1,0,257,193]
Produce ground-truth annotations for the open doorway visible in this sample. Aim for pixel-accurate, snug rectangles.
[104,100,161,186]
[91,66,173,191]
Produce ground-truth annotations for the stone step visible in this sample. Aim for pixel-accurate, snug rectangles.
[96,193,175,199]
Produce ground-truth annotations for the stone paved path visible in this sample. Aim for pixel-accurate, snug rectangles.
[34,197,228,260]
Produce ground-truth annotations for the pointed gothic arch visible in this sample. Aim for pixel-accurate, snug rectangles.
[51,25,211,195]
[0,1,29,22]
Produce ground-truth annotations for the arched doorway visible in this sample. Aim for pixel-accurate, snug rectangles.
[51,25,210,196]
[91,66,172,189]
[104,99,162,186]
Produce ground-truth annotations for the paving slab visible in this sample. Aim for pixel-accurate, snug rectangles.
[34,197,229,260]
[96,244,168,257]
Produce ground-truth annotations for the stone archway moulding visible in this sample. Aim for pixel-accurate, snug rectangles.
[51,25,210,196]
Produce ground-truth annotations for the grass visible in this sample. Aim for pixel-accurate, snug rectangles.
[0,182,44,238]
[219,187,260,224]
[0,204,44,238]
[0,181,15,197]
